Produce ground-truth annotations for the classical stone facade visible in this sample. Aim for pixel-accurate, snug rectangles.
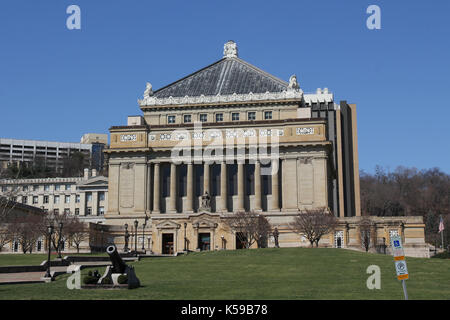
[0,168,107,223]
[105,41,427,257]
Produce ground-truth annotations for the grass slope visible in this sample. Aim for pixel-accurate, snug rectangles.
[0,248,449,300]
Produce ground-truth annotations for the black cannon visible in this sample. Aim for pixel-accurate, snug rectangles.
[106,245,127,274]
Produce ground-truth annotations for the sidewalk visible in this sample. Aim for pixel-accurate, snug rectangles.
[0,271,45,285]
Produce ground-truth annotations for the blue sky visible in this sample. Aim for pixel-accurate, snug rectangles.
[0,0,449,173]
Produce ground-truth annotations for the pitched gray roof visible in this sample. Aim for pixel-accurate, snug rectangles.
[154,57,288,98]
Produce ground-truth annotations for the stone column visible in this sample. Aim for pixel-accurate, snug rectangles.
[254,160,262,211]
[153,163,160,213]
[186,162,194,213]
[92,192,98,216]
[237,161,245,211]
[220,161,227,212]
[203,162,210,194]
[146,163,152,214]
[271,159,280,211]
[169,162,177,213]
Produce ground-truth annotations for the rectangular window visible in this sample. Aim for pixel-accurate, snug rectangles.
[65,195,70,204]
[75,208,80,215]
[64,208,70,215]
[199,114,208,122]
[99,207,105,215]
[86,192,92,202]
[54,184,60,191]
[215,113,223,122]
[54,195,60,204]
[53,209,59,215]
[65,184,71,191]
[86,207,92,215]
[184,114,191,123]
[167,115,175,124]
[75,195,80,203]
[1,186,6,192]
[98,192,105,201]
[22,185,28,192]
[44,185,50,192]
[43,195,49,204]
[22,196,27,204]
[33,196,39,204]
[33,185,39,191]
[232,113,240,121]
[264,111,273,120]
[247,112,256,121]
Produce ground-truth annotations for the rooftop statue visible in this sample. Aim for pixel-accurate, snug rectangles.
[143,82,153,98]
[288,75,300,90]
[223,40,238,58]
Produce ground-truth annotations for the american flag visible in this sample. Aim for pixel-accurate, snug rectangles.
[439,216,445,233]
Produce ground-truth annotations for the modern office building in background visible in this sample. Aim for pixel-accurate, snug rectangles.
[0,133,108,173]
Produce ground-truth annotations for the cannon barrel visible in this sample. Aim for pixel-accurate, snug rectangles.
[106,245,127,274]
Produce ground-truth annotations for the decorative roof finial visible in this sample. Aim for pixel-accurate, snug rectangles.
[223,40,238,58]
[143,82,153,98]
[288,75,300,90]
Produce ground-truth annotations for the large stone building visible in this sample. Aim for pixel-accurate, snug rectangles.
[0,168,107,223]
[105,41,427,257]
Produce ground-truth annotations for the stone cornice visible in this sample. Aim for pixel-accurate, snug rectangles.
[138,90,304,109]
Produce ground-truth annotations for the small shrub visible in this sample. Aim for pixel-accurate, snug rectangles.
[101,277,113,285]
[83,275,99,285]
[432,251,450,259]
[117,274,128,284]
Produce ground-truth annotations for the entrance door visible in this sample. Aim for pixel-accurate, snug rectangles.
[162,233,174,254]
[198,233,211,251]
[335,231,344,248]
[236,232,248,249]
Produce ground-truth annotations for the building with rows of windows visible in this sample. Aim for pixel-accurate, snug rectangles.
[0,168,107,223]
[0,134,107,173]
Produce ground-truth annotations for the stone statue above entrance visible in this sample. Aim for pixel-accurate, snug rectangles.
[200,192,211,212]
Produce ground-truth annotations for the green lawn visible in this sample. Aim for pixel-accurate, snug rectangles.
[0,253,108,266]
[0,248,449,300]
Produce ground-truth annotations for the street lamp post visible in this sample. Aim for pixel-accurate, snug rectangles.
[142,215,148,251]
[57,222,63,259]
[124,223,129,252]
[184,222,187,251]
[44,224,54,279]
[134,219,138,255]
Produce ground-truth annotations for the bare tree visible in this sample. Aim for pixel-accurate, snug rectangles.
[289,207,338,247]
[360,165,450,246]
[0,226,11,252]
[0,170,21,223]
[224,211,272,249]
[43,212,73,252]
[7,214,45,254]
[65,216,88,253]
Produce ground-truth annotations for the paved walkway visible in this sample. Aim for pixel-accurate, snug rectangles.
[0,271,45,284]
